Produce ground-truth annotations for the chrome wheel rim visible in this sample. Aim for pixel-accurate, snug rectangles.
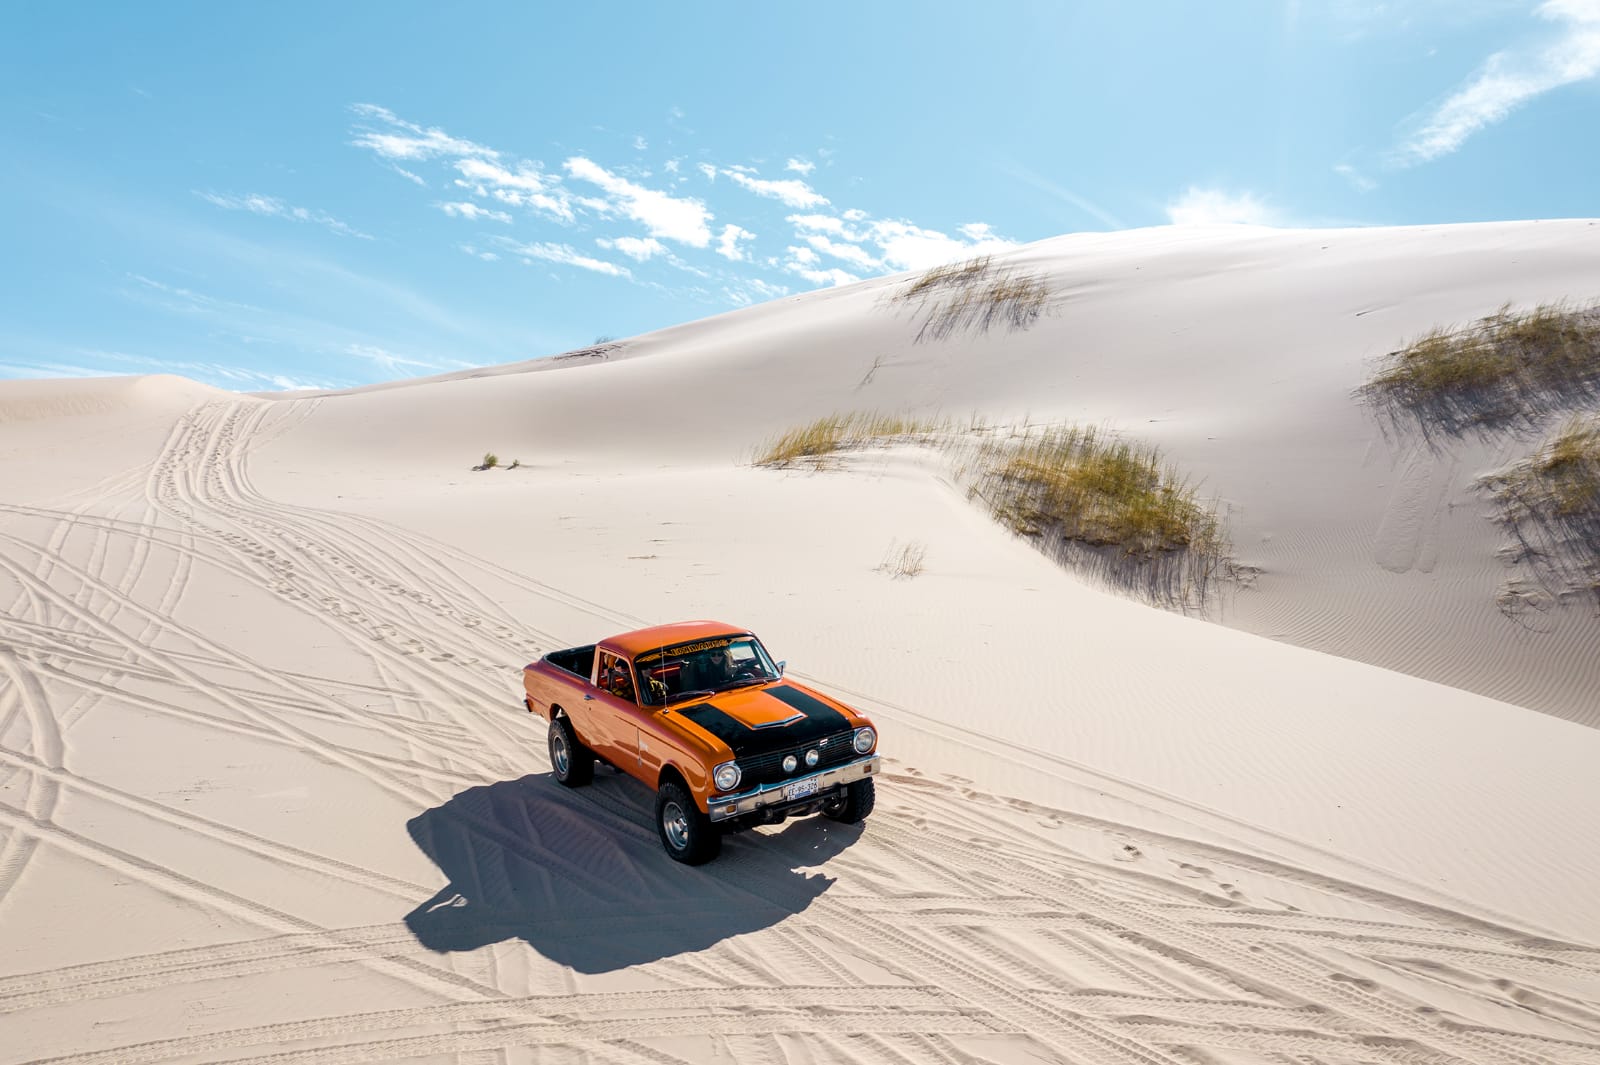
[550,729,570,776]
[661,800,690,851]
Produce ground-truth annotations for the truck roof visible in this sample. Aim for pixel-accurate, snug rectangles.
[603,620,753,658]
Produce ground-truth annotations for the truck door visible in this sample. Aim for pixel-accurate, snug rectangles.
[590,651,644,768]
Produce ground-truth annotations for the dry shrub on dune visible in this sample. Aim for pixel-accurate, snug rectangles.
[970,425,1227,608]
[1359,299,1600,437]
[890,255,1049,343]
[756,413,1226,610]
[1362,300,1600,607]
[1479,418,1600,605]
[754,411,950,467]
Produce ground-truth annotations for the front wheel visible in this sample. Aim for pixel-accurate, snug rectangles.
[548,717,594,787]
[656,780,721,865]
[822,778,875,824]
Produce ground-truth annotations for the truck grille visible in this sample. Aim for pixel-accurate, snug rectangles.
[739,730,858,787]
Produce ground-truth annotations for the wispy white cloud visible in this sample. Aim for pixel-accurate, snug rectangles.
[457,157,550,193]
[127,273,225,310]
[390,165,427,187]
[498,238,631,277]
[715,224,755,262]
[863,219,1017,272]
[0,360,110,380]
[802,233,881,270]
[453,158,576,221]
[564,157,713,247]
[438,201,513,223]
[1396,0,1600,164]
[783,245,859,287]
[37,348,346,392]
[723,169,829,208]
[723,278,789,306]
[1000,164,1125,229]
[342,103,1023,299]
[349,103,497,161]
[197,191,373,239]
[786,212,1016,272]
[599,236,667,261]
[1165,187,1279,226]
[459,244,500,261]
[633,134,648,151]
[787,213,862,240]
[344,343,439,374]
[1334,163,1379,191]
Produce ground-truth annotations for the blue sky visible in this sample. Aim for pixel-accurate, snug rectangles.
[2,1,1597,391]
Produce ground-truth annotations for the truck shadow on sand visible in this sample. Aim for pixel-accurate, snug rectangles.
[403,772,860,973]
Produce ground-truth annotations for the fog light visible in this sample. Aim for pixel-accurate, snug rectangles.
[805,748,819,767]
[782,754,798,773]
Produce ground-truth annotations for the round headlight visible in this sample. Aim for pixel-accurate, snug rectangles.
[804,748,819,767]
[713,762,741,792]
[782,754,798,773]
[853,727,876,754]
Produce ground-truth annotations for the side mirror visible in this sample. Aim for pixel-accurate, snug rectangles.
[776,660,787,675]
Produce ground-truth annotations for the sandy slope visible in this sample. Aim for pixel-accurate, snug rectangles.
[2,223,1600,1064]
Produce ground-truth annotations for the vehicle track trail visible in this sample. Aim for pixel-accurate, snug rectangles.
[2,398,1597,1064]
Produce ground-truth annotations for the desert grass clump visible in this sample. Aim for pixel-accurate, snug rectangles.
[1479,418,1600,604]
[754,411,948,467]
[752,412,1227,610]
[876,540,927,580]
[1360,299,1600,436]
[890,255,1050,343]
[976,426,1217,556]
[971,425,1227,607]
[479,452,500,470]
[899,256,993,299]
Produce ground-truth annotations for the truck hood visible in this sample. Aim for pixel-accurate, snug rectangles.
[672,681,856,757]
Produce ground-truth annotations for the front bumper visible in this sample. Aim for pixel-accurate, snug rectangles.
[706,754,879,822]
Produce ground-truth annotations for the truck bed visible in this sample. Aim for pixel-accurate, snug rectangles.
[545,645,594,681]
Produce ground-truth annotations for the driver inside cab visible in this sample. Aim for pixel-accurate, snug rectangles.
[603,659,635,701]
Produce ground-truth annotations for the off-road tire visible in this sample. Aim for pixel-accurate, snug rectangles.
[822,777,875,824]
[548,716,594,787]
[655,780,721,864]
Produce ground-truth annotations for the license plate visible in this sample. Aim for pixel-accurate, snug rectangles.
[784,777,818,801]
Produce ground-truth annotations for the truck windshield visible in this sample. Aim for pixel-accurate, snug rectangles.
[635,635,781,706]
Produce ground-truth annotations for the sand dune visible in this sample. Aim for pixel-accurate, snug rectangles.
[3,221,1600,1063]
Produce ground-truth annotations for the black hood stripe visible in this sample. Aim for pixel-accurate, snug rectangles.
[675,703,748,749]
[677,683,851,757]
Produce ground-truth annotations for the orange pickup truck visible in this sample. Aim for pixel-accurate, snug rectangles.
[522,620,879,864]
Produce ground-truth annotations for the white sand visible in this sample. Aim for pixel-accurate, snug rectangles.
[3,221,1599,1064]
